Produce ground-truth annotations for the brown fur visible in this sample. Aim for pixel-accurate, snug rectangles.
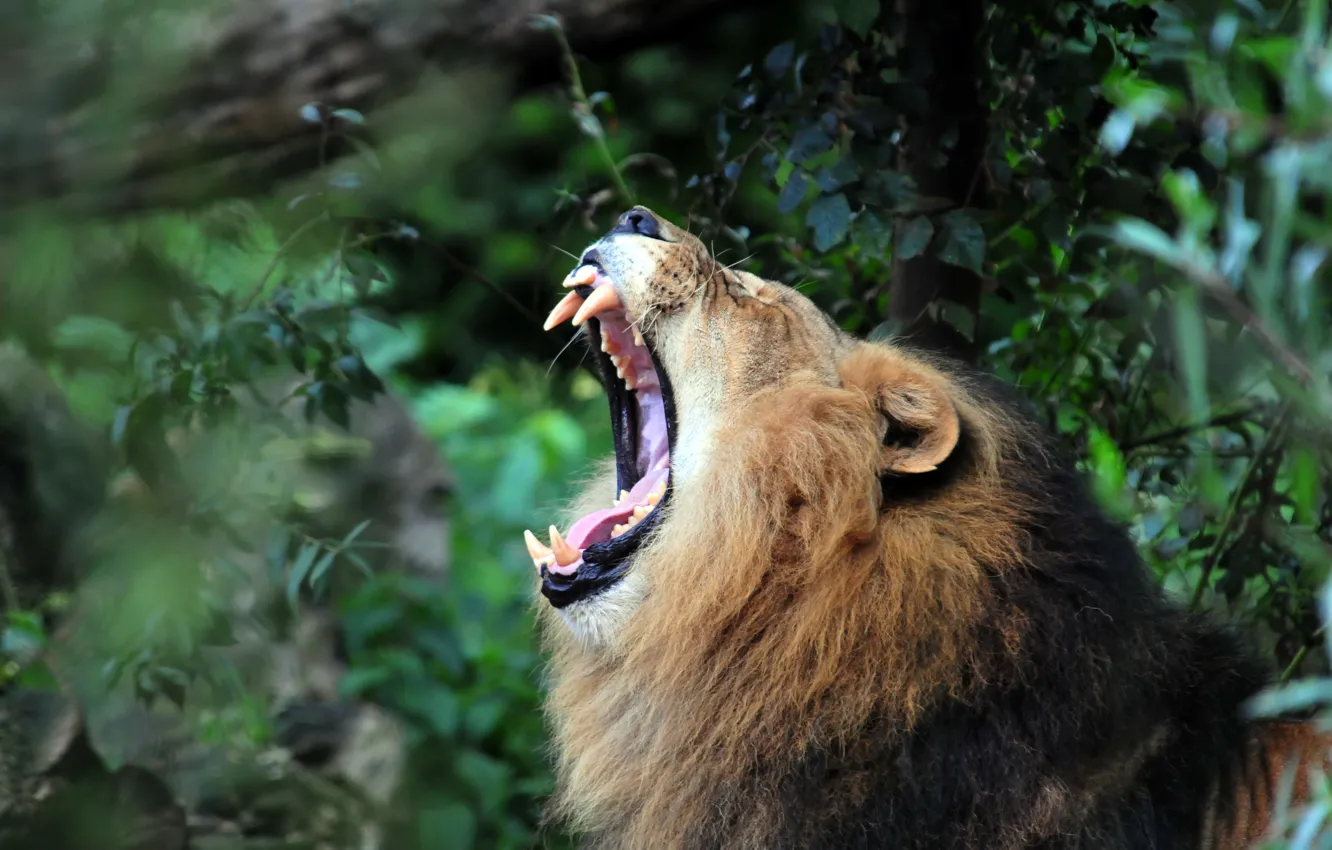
[1204,721,1332,850]
[538,207,1331,849]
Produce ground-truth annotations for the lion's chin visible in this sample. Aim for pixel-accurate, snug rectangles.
[528,261,678,609]
[553,569,649,649]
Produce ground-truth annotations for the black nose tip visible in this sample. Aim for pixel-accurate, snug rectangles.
[610,207,663,240]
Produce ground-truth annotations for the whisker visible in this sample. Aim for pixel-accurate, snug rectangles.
[550,244,580,261]
[724,253,756,271]
[546,329,587,377]
[573,344,592,375]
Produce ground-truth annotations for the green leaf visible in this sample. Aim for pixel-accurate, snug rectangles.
[309,549,338,589]
[806,193,852,252]
[1245,678,1332,718]
[834,0,880,37]
[1087,426,1128,516]
[764,41,795,80]
[777,169,811,214]
[1173,285,1209,422]
[406,686,461,737]
[895,215,934,260]
[286,543,320,609]
[342,518,374,545]
[853,210,891,258]
[331,108,366,125]
[419,804,476,850]
[814,157,860,192]
[936,210,985,274]
[338,665,393,697]
[787,125,834,164]
[1290,447,1319,525]
[1108,219,1189,267]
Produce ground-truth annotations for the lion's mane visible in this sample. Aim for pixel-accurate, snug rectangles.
[541,343,1277,850]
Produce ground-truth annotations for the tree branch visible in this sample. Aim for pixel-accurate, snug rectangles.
[0,0,751,221]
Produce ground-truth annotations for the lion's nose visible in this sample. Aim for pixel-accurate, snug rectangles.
[610,207,663,240]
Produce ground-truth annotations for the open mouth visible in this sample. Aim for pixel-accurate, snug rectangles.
[526,257,676,608]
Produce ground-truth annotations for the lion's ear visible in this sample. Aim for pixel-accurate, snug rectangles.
[875,374,960,475]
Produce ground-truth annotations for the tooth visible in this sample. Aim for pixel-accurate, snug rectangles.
[601,327,619,354]
[632,505,651,520]
[632,327,644,347]
[611,354,635,385]
[524,529,555,568]
[646,491,660,505]
[543,291,584,331]
[572,285,623,326]
[548,525,580,567]
[625,515,639,528]
[614,355,636,385]
[619,489,630,503]
[564,265,597,288]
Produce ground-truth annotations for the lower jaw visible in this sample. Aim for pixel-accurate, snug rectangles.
[539,477,669,608]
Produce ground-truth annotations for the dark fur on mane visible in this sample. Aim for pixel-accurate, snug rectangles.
[745,359,1271,849]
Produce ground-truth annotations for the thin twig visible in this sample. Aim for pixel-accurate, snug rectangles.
[1190,406,1291,609]
[241,211,330,310]
[438,250,545,329]
[1121,406,1267,451]
[1199,276,1316,386]
[1279,644,1309,682]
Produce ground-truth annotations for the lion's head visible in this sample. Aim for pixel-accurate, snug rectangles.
[531,206,1003,648]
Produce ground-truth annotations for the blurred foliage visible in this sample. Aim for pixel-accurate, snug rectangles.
[3,0,1332,847]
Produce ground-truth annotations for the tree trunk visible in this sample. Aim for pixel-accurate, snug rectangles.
[0,0,749,221]
[888,0,988,362]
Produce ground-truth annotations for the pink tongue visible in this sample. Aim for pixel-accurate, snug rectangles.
[566,467,669,549]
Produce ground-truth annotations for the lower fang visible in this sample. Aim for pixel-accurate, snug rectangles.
[549,525,581,567]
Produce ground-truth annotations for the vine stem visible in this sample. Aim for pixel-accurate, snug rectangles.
[547,19,634,206]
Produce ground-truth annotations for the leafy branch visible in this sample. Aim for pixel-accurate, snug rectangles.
[535,14,635,206]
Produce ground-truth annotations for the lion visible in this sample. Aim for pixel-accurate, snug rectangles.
[528,206,1331,849]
